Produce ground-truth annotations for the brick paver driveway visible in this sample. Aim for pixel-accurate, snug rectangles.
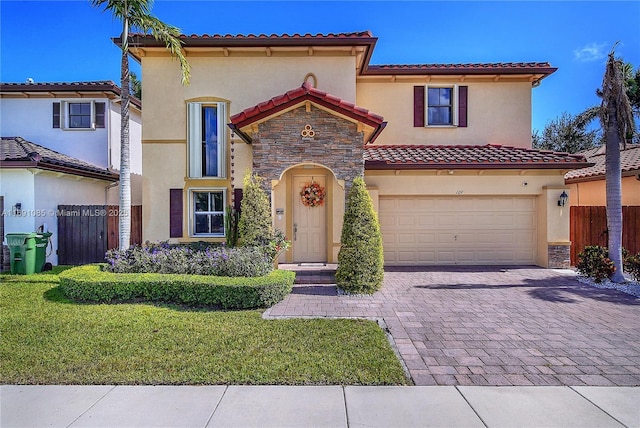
[264,266,640,386]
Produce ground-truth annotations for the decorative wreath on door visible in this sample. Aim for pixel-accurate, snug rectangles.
[300,181,326,207]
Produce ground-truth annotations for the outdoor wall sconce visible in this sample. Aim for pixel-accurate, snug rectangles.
[558,191,568,207]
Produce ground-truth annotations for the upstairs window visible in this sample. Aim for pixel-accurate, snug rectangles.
[69,102,91,128]
[414,85,467,128]
[427,87,453,125]
[187,102,227,178]
[52,101,106,129]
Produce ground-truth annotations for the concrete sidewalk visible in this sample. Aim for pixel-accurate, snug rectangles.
[2,385,638,427]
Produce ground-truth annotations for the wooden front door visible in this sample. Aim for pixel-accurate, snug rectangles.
[293,175,327,262]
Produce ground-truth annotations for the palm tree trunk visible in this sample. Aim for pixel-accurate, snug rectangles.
[605,101,625,283]
[119,11,131,249]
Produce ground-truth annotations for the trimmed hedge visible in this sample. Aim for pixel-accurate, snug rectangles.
[59,265,295,309]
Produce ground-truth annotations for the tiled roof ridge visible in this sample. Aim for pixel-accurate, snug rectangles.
[364,144,591,169]
[131,31,374,39]
[230,82,385,126]
[368,143,585,159]
[369,62,553,69]
[0,136,118,180]
[1,80,117,87]
[565,143,640,181]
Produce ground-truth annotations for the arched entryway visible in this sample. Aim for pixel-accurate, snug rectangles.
[273,164,344,264]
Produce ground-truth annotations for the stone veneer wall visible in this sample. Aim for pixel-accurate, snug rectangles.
[251,105,365,193]
[548,244,571,269]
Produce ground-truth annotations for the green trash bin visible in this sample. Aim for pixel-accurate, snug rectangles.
[6,233,37,275]
[34,232,53,273]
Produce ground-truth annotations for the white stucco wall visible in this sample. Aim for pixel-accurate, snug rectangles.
[1,98,110,167]
[1,96,143,203]
[108,102,143,175]
[1,168,116,265]
[1,169,37,238]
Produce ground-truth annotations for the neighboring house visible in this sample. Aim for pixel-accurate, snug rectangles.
[125,31,590,268]
[0,137,118,266]
[0,81,143,267]
[565,144,640,206]
[0,81,142,204]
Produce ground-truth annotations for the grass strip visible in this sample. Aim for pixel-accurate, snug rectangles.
[1,270,408,385]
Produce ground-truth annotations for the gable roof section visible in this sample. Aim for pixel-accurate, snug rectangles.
[364,63,557,76]
[125,31,376,47]
[365,144,591,170]
[0,81,141,109]
[565,144,640,182]
[0,137,119,181]
[229,82,386,144]
[118,32,556,83]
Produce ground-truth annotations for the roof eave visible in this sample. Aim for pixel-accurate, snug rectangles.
[364,162,591,170]
[363,66,558,77]
[565,168,640,184]
[0,160,119,182]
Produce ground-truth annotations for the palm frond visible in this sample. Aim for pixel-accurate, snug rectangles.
[600,52,635,146]
[131,14,191,85]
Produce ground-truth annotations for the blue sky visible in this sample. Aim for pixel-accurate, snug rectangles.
[1,1,639,133]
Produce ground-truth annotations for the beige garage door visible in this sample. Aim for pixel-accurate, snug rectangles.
[379,196,536,265]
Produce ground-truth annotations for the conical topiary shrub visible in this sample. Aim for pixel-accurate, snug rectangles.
[238,172,273,247]
[336,176,384,294]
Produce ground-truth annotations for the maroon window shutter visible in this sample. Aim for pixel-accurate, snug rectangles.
[169,189,183,238]
[458,86,468,128]
[413,86,425,127]
[233,188,243,214]
[53,102,60,128]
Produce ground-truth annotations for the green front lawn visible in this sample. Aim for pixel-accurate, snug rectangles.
[0,269,408,385]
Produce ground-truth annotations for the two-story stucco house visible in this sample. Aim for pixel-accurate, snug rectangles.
[0,81,142,266]
[126,31,589,268]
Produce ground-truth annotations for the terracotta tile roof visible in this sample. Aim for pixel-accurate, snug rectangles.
[126,31,376,48]
[0,137,118,181]
[120,31,555,81]
[229,83,386,143]
[365,63,557,76]
[364,144,591,170]
[0,81,142,108]
[565,144,640,182]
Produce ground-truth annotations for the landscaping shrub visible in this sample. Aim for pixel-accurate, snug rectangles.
[105,245,272,277]
[576,245,616,283]
[624,252,640,282]
[60,264,295,309]
[238,172,273,247]
[336,176,384,294]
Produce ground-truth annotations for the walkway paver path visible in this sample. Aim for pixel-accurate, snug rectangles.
[264,267,640,386]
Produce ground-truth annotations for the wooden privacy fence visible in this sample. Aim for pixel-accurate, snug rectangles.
[570,206,640,266]
[57,205,142,265]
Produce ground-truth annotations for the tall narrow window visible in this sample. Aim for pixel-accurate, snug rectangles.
[202,106,218,176]
[193,190,225,236]
[188,102,226,178]
[427,87,453,125]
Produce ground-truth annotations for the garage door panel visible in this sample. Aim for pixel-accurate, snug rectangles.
[417,233,437,244]
[397,233,416,244]
[380,196,536,265]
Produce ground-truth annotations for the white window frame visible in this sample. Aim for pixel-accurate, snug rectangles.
[58,100,105,130]
[187,102,227,178]
[425,85,459,127]
[189,188,226,237]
